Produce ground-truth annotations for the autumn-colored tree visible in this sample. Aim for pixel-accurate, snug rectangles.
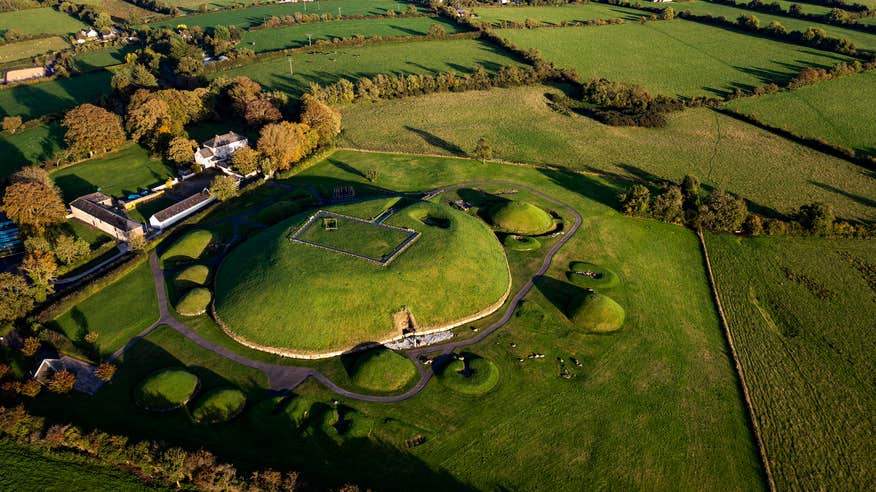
[11,166,56,189]
[95,363,117,382]
[84,331,99,344]
[165,136,198,165]
[53,234,90,265]
[2,116,22,134]
[300,94,341,146]
[257,121,318,171]
[111,63,158,93]
[62,104,126,158]
[231,146,259,175]
[0,273,35,323]
[209,175,240,201]
[0,364,9,380]
[20,379,42,397]
[21,336,41,357]
[1,180,66,234]
[47,370,76,394]
[227,76,262,114]
[126,92,171,143]
[22,250,57,289]
[244,98,282,126]
[94,12,113,30]
[128,233,147,251]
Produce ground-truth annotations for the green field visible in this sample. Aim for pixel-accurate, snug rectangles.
[50,144,175,201]
[0,36,69,63]
[135,367,200,410]
[214,38,524,96]
[0,69,114,119]
[472,2,650,24]
[704,234,875,490]
[50,261,158,359]
[151,0,424,29]
[78,0,157,20]
[0,121,64,177]
[339,85,876,222]
[215,199,510,353]
[75,46,135,71]
[497,20,854,97]
[241,16,467,53]
[658,0,876,53]
[296,212,413,260]
[0,8,86,36]
[726,70,876,157]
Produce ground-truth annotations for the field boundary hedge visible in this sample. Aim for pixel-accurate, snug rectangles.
[705,0,876,34]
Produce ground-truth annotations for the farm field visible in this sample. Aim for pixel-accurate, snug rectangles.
[240,16,467,53]
[75,45,136,70]
[151,0,424,29]
[50,143,175,201]
[472,2,650,25]
[726,71,876,156]
[0,36,70,63]
[214,38,525,96]
[704,233,876,490]
[77,0,157,20]
[656,1,876,53]
[0,8,86,35]
[497,20,854,97]
[339,85,876,222]
[0,121,64,177]
[0,69,114,120]
[859,15,876,25]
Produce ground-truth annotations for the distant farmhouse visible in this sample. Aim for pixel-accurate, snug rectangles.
[75,28,99,44]
[194,131,249,170]
[70,192,145,242]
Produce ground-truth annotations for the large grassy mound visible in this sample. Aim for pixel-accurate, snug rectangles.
[490,201,554,235]
[503,235,541,252]
[215,200,509,354]
[175,265,210,287]
[161,230,214,268]
[134,368,199,411]
[348,348,418,393]
[175,288,212,316]
[567,292,625,333]
[191,387,247,424]
[436,354,500,396]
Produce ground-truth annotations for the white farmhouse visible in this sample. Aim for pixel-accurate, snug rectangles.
[194,131,248,169]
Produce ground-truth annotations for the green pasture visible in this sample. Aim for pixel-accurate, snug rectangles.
[75,45,135,71]
[705,233,875,490]
[0,121,64,177]
[50,143,174,201]
[726,70,876,157]
[213,38,525,96]
[240,16,466,53]
[346,348,418,393]
[472,2,650,24]
[0,8,86,36]
[160,229,215,268]
[339,85,876,221]
[435,354,500,396]
[77,0,157,20]
[0,69,114,119]
[151,0,424,28]
[0,36,69,63]
[497,20,854,97]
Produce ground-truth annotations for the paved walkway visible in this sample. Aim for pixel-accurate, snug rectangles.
[114,181,581,402]
[53,247,127,286]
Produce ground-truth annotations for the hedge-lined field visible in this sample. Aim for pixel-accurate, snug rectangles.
[0,69,114,119]
[0,8,87,35]
[241,16,467,53]
[726,70,876,157]
[214,38,525,96]
[151,0,423,29]
[705,233,876,490]
[0,121,64,177]
[339,85,876,221]
[471,2,650,24]
[78,0,157,20]
[0,36,70,63]
[497,20,854,97]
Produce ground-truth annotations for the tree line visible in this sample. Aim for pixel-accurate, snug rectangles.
[252,6,424,30]
[706,0,876,34]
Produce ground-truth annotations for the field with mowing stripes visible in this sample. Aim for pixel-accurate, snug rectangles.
[472,3,649,24]
[0,8,86,35]
[0,69,114,119]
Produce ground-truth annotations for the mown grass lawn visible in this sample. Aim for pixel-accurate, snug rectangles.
[0,36,70,63]
[78,0,157,20]
[704,233,876,491]
[497,20,854,97]
[726,71,876,157]
[240,16,467,53]
[0,69,114,119]
[338,85,876,222]
[0,8,86,36]
[50,143,174,201]
[0,121,64,178]
[296,212,413,259]
[75,45,135,71]
[472,2,650,24]
[212,38,524,96]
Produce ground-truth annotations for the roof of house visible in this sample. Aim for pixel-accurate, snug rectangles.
[152,190,213,223]
[203,131,246,149]
[70,194,141,232]
[77,191,112,205]
[196,147,214,159]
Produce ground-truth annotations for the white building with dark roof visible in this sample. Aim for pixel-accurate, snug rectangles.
[70,192,145,242]
[149,190,215,230]
[194,131,248,169]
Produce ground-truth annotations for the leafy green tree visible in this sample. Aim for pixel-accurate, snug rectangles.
[651,186,684,223]
[209,175,239,202]
[661,7,675,20]
[0,273,35,323]
[2,116,22,134]
[53,234,90,265]
[743,214,764,236]
[231,147,259,175]
[111,64,158,93]
[21,250,57,296]
[300,94,341,146]
[681,174,701,208]
[619,184,650,216]
[473,137,493,163]
[700,190,747,232]
[428,23,447,37]
[797,202,835,236]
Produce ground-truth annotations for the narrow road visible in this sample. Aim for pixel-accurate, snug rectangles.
[121,181,581,402]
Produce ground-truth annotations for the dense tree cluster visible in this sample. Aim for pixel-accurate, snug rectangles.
[62,104,126,158]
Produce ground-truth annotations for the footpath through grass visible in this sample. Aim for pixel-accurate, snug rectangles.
[497,20,853,97]
[726,70,876,157]
[0,69,114,120]
[704,234,875,490]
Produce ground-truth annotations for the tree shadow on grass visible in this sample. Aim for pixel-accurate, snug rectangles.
[537,167,626,212]
[403,126,468,156]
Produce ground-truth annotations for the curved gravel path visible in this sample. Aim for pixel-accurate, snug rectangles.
[136,181,581,402]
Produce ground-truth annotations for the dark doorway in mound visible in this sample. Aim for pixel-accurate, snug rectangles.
[418,214,450,229]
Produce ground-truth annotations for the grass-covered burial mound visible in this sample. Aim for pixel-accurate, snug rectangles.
[160,229,214,268]
[436,354,500,396]
[214,200,510,355]
[489,201,554,235]
[567,291,625,333]
[503,235,541,251]
[175,287,212,316]
[175,264,210,287]
[135,368,199,411]
[348,348,418,393]
[566,262,619,289]
[191,387,247,424]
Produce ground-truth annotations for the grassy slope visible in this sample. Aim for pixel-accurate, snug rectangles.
[75,45,136,71]
[0,69,114,119]
[497,20,853,97]
[0,36,69,63]
[241,17,467,53]
[339,85,876,221]
[152,0,424,28]
[472,2,653,24]
[704,234,875,490]
[213,38,524,96]
[298,214,412,258]
[50,261,158,358]
[726,71,876,156]
[0,8,86,35]
[0,121,64,178]
[50,143,174,201]
[78,0,157,21]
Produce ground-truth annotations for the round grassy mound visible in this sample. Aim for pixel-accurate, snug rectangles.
[135,368,199,411]
[161,230,213,268]
[566,262,619,289]
[349,348,418,392]
[436,354,500,396]
[175,287,212,316]
[175,264,210,288]
[215,200,510,354]
[503,235,541,251]
[191,387,247,424]
[567,292,625,333]
[489,201,554,235]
